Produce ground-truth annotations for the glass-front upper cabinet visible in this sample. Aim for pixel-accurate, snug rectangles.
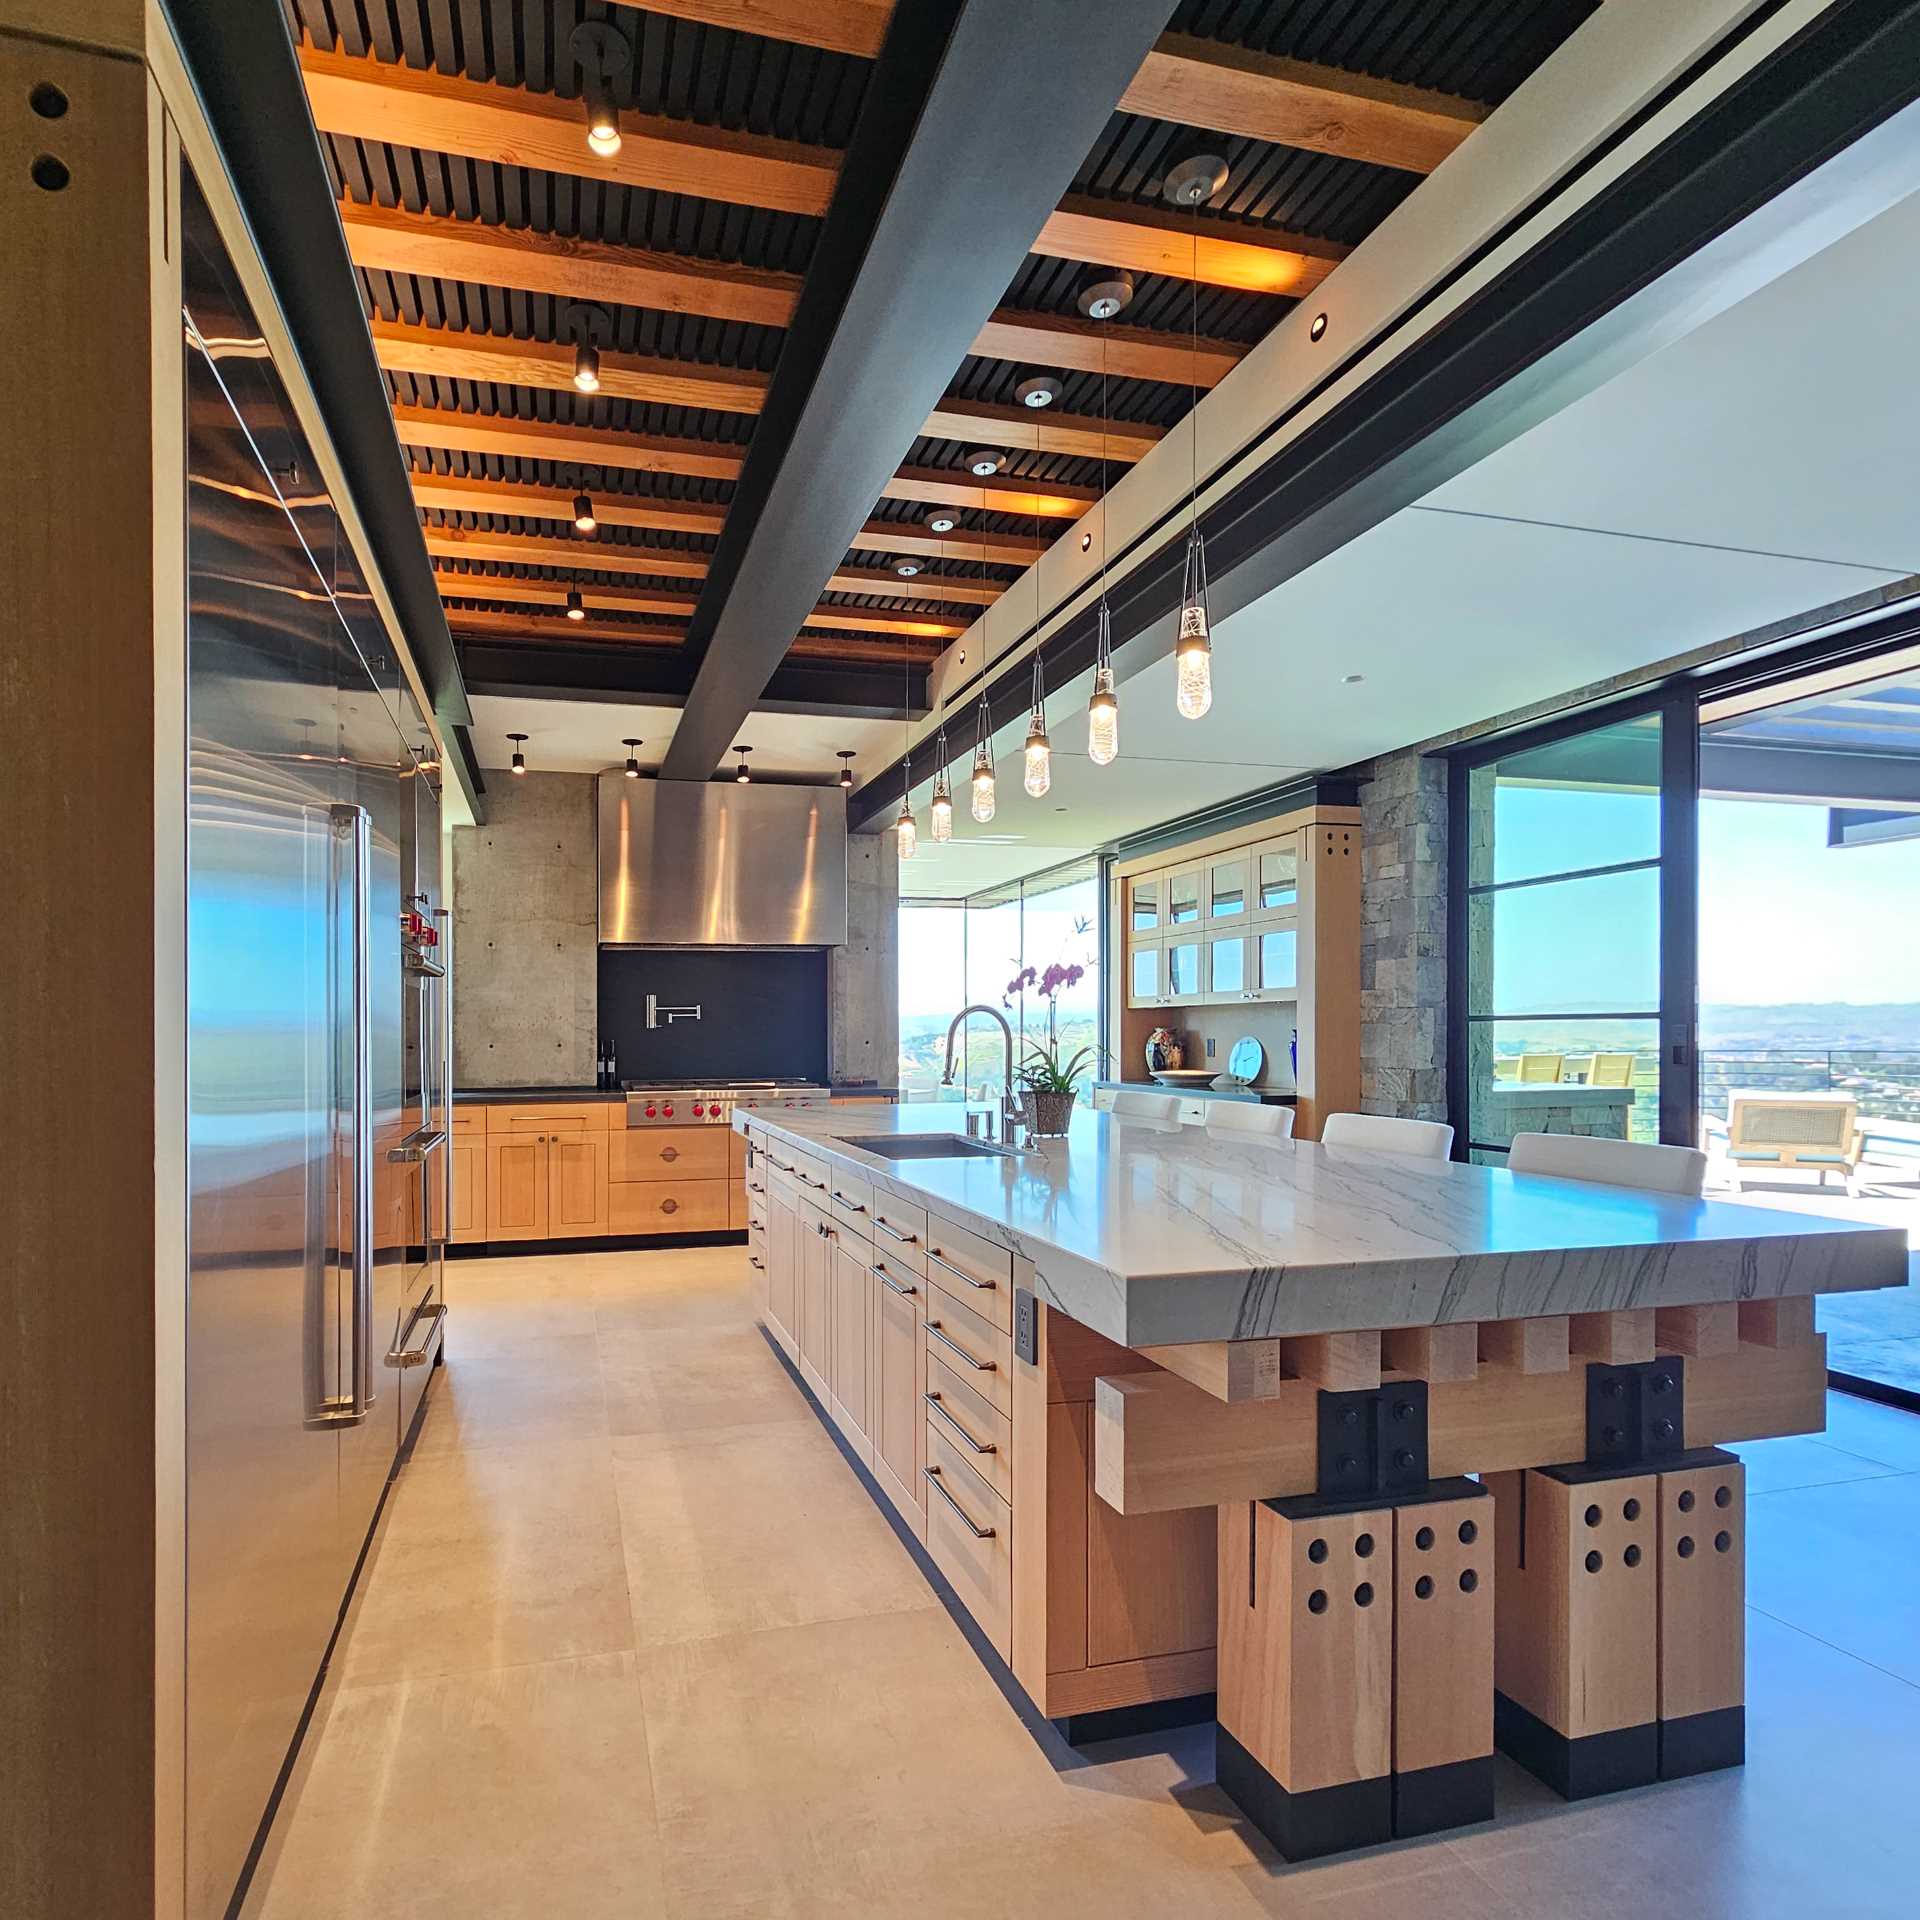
[1127,871,1164,934]
[1251,918,1299,999]
[1166,863,1204,926]
[1206,931,1248,1000]
[1165,935,1204,1002]
[1206,852,1249,924]
[1253,834,1300,913]
[1126,939,1164,1008]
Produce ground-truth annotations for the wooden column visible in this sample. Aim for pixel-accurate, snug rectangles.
[1655,1456,1746,1777]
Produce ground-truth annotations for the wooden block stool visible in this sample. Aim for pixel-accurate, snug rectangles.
[1486,1450,1745,1798]
[1217,1481,1492,1860]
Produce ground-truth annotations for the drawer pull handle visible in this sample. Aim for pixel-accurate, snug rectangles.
[875,1263,916,1297]
[798,1173,827,1190]
[926,1321,994,1372]
[814,1220,834,1240]
[661,1146,679,1162]
[769,1157,794,1173]
[747,1254,764,1270]
[927,1248,996,1292]
[748,1181,766,1194]
[833,1191,867,1212]
[923,1466,995,1539]
[875,1217,919,1246]
[925,1391,994,1455]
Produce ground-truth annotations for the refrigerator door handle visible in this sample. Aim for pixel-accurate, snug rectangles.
[435,907,454,1247]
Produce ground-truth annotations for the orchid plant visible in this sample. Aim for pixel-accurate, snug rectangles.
[1003,937,1100,1096]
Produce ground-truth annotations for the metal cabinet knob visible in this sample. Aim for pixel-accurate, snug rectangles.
[661,1198,678,1215]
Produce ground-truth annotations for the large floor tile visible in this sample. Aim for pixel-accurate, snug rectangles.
[410,1334,608,1455]
[252,1653,664,1920]
[1730,1432,1900,1496]
[611,1419,930,1646]
[592,1247,760,1333]
[337,1438,633,1686]
[1823,1389,1920,1470]
[598,1322,815,1439]
[442,1264,601,1354]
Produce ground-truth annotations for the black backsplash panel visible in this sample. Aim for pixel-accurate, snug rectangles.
[598,948,829,1084]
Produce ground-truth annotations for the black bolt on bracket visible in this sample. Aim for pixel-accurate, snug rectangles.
[1315,1381,1430,1501]
[1584,1356,1687,1471]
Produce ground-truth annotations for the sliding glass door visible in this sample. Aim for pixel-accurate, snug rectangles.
[1450,693,1697,1160]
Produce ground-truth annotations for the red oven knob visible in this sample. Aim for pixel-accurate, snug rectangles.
[692,1102,705,1117]
[645,1105,657,1119]
[663,1103,675,1117]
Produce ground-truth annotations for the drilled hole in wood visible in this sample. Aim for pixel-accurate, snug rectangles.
[1414,1525,1434,1550]
[29,82,68,118]
[1624,1544,1642,1567]
[1354,1582,1375,1607]
[1714,1530,1731,1553]
[1355,1532,1375,1558]
[1715,1484,1733,1508]
[1584,1550,1603,1573]
[1414,1574,1434,1599]
[1307,1589,1328,1615]
[1459,1518,1478,1544]
[1307,1538,1328,1563]
[1678,1535,1696,1558]
[30,153,69,191]
[1584,1504,1602,1527]
[1678,1489,1696,1513]
[1623,1498,1641,1520]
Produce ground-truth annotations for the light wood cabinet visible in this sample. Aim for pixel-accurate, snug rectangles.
[870,1256,924,1533]
[1204,850,1250,926]
[485,1133,548,1240]
[449,1134,488,1243]
[767,1187,799,1352]
[1126,869,1165,935]
[1253,832,1300,912]
[1125,939,1164,1009]
[1206,913,1300,1004]
[1165,861,1203,929]
[1164,933,1205,1003]
[548,1132,609,1238]
[798,1199,835,1401]
[830,1238,872,1459]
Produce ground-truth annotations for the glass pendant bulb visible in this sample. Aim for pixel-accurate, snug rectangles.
[896,752,915,859]
[1174,526,1213,720]
[1023,656,1051,798]
[969,691,996,822]
[929,724,953,841]
[1087,599,1119,766]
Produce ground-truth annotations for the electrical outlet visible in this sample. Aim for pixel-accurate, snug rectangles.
[1205,1036,1216,1058]
[1014,1287,1038,1366]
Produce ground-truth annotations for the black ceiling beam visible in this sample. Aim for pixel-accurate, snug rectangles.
[658,0,1173,782]
[159,0,473,738]
[850,0,1920,830]
[457,640,923,719]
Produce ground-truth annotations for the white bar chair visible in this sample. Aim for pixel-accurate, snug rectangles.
[1112,1088,1183,1121]
[1319,1112,1455,1159]
[1204,1101,1295,1142]
[1508,1131,1707,1197]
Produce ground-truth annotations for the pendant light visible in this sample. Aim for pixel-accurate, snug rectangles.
[733,745,752,784]
[836,750,855,789]
[1167,151,1224,723]
[565,584,586,621]
[929,716,953,842]
[566,303,609,396]
[1023,654,1051,798]
[1087,309,1120,766]
[894,664,915,857]
[572,490,597,533]
[970,688,996,822]
[621,737,642,779]
[571,23,631,159]
[507,731,528,776]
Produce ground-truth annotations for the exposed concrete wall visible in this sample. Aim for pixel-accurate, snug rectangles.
[831,828,900,1088]
[1357,748,1449,1122]
[451,771,598,1087]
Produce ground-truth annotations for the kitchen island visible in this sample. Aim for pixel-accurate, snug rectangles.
[738,1102,1906,1861]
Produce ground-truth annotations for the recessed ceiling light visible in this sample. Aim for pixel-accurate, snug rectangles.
[1342,673,1365,685]
[1079,531,1092,552]
[964,448,1005,477]
[1309,311,1329,342]
[1076,268,1134,320]
[1162,145,1230,208]
[893,557,922,577]
[1015,373,1057,409]
[924,504,961,533]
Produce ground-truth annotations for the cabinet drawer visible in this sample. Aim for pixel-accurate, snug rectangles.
[608,1178,729,1234]
[923,1282,1011,1419]
[870,1191,927,1260]
[830,1169,873,1238]
[610,1126,729,1183]
[449,1104,487,1135]
[922,1420,1012,1661]
[923,1213,1013,1332]
[489,1103,611,1132]
[924,1354,1012,1505]
[869,1246,922,1302]
[789,1150,832,1203]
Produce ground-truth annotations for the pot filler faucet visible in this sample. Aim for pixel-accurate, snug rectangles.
[940,1004,1028,1145]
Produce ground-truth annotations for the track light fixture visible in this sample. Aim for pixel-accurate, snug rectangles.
[622,737,643,779]
[734,745,752,784]
[836,750,855,789]
[507,732,528,776]
[571,22,632,159]
[573,491,597,533]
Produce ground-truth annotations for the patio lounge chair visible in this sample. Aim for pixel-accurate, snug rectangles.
[1712,1091,1866,1195]
[1586,1052,1636,1088]
[1517,1053,1566,1084]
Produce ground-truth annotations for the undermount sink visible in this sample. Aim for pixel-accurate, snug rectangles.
[836,1133,1009,1160]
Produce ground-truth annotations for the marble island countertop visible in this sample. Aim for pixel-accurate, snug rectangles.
[736,1104,1908,1349]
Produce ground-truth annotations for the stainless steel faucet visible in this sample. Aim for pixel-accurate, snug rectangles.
[940,1003,1027,1145]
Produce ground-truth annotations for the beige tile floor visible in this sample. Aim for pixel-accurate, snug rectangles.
[246,1246,1920,1919]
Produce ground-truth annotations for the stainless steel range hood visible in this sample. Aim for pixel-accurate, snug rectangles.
[598,776,849,947]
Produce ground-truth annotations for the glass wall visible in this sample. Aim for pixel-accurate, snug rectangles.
[899,858,1101,1105]
[1461,713,1668,1159]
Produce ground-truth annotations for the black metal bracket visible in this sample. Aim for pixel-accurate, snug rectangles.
[1315,1382,1429,1502]
[1584,1357,1687,1471]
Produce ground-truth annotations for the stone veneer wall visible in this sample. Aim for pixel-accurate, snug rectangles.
[1357,749,1449,1121]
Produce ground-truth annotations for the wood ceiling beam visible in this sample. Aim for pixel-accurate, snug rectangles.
[971,308,1243,387]
[371,318,772,414]
[391,404,747,481]
[372,319,1157,456]
[438,570,964,637]
[859,521,1043,565]
[824,568,1001,605]
[409,474,729,536]
[1033,195,1348,296]
[1121,33,1487,176]
[880,467,1095,518]
[446,606,931,665]
[621,0,893,60]
[300,44,839,217]
[339,201,803,328]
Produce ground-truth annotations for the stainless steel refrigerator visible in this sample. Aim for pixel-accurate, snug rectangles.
[180,168,449,1918]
